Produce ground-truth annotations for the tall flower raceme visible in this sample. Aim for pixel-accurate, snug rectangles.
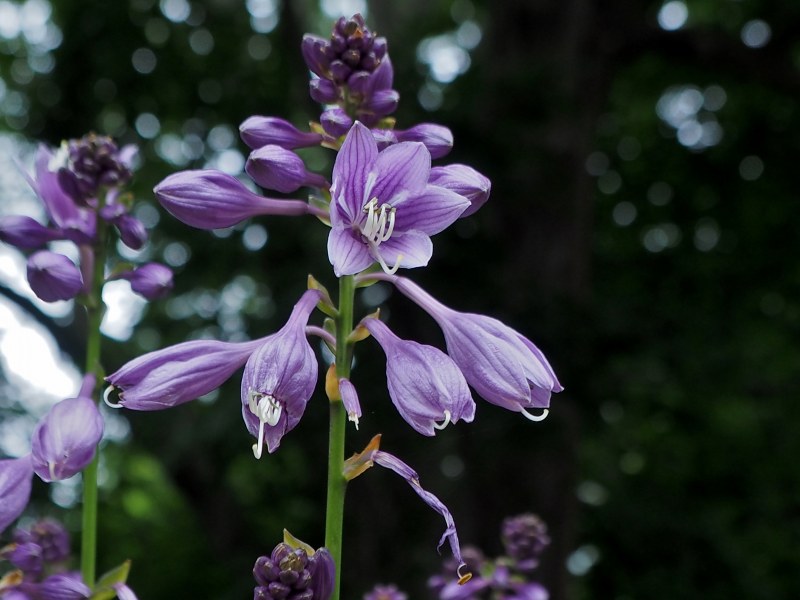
[109,13,561,600]
[0,133,171,592]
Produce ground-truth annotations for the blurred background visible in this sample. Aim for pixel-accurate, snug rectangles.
[1,0,799,598]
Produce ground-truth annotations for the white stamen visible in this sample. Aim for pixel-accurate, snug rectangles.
[49,461,57,481]
[348,412,360,430]
[247,390,282,460]
[103,386,123,409]
[433,409,452,431]
[520,407,549,422]
[361,197,396,245]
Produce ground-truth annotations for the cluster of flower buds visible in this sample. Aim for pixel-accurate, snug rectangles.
[0,519,138,600]
[0,134,172,303]
[252,535,334,600]
[0,376,104,535]
[426,513,551,600]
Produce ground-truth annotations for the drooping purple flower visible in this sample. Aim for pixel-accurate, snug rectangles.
[105,338,265,410]
[241,290,321,457]
[0,215,63,249]
[328,122,469,276]
[429,165,491,218]
[26,251,83,302]
[246,145,329,193]
[38,572,91,600]
[253,541,334,600]
[30,396,104,482]
[364,584,408,600]
[240,116,324,150]
[155,170,313,230]
[117,262,174,300]
[391,276,562,419]
[362,318,475,436]
[13,519,71,563]
[0,455,34,534]
[369,449,466,572]
[393,124,454,159]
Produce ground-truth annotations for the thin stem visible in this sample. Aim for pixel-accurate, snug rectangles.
[80,221,108,587]
[326,274,355,600]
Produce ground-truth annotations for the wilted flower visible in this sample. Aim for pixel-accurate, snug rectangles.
[362,317,475,435]
[241,290,321,458]
[328,122,469,276]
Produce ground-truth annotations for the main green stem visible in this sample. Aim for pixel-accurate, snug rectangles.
[326,274,355,600]
[80,223,108,587]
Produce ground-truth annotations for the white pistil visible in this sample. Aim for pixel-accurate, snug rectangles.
[520,407,549,422]
[248,390,282,459]
[433,409,452,431]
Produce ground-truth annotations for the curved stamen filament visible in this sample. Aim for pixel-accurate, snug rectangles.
[520,407,549,422]
[433,409,452,431]
[248,390,281,459]
[362,198,396,245]
[103,385,123,409]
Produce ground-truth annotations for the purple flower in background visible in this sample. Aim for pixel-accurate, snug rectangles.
[253,541,334,600]
[392,276,562,420]
[0,215,62,249]
[154,170,313,230]
[0,455,34,534]
[25,251,83,303]
[116,262,174,300]
[364,584,407,600]
[363,318,475,436]
[241,290,321,458]
[338,377,361,429]
[501,514,550,572]
[394,123,453,159]
[53,134,135,205]
[106,338,265,410]
[328,122,469,276]
[13,519,71,563]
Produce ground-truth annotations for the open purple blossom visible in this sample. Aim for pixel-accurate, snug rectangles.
[154,170,314,230]
[241,290,321,458]
[390,276,562,420]
[362,318,475,435]
[105,337,265,410]
[26,251,84,302]
[328,122,469,276]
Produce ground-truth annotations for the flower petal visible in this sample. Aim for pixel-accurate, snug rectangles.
[0,455,34,533]
[331,122,377,221]
[370,142,430,204]
[393,185,469,236]
[374,231,433,271]
[327,226,374,276]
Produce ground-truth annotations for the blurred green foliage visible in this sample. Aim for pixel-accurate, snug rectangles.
[1,0,799,599]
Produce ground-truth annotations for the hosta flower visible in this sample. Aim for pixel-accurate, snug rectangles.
[393,124,453,159]
[38,573,91,600]
[241,290,321,457]
[0,455,34,534]
[429,164,492,218]
[246,145,329,193]
[328,122,469,276]
[13,519,71,563]
[362,318,475,435]
[501,514,550,572]
[391,276,562,419]
[116,262,174,300]
[364,584,407,600]
[52,134,135,205]
[253,541,334,600]
[240,116,324,150]
[26,251,84,302]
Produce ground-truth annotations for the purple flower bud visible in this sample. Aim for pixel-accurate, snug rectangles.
[363,318,475,436]
[5,542,43,575]
[371,129,398,150]
[392,277,562,418]
[0,455,34,534]
[360,89,399,120]
[240,116,324,150]
[364,584,407,600]
[301,34,331,77]
[320,107,354,138]
[26,251,83,302]
[246,146,329,194]
[395,124,454,160]
[309,78,340,104]
[106,338,265,410]
[429,165,491,217]
[338,377,361,429]
[155,170,311,230]
[253,541,333,600]
[328,60,352,83]
[241,290,321,457]
[114,214,148,250]
[55,134,133,204]
[366,55,394,93]
[118,262,174,300]
[39,573,91,600]
[30,396,104,482]
[0,215,63,249]
[345,71,371,95]
[14,519,71,563]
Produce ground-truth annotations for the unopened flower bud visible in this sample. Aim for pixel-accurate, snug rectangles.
[429,164,491,217]
[320,108,353,138]
[0,216,62,249]
[26,251,83,302]
[246,146,329,194]
[118,263,174,300]
[240,116,324,150]
[395,124,454,159]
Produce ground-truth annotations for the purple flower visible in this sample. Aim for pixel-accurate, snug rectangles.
[30,396,104,482]
[241,290,321,457]
[253,541,334,600]
[155,170,312,230]
[501,514,550,571]
[338,377,361,429]
[392,276,562,419]
[112,583,139,600]
[394,124,454,159]
[38,572,91,600]
[14,519,71,563]
[0,455,34,534]
[328,122,469,276]
[246,145,329,193]
[309,78,339,104]
[117,262,174,300]
[363,318,475,435]
[106,338,265,410]
[113,214,148,250]
[4,541,44,575]
[321,107,354,138]
[429,164,491,218]
[53,134,134,205]
[364,584,408,600]
[26,251,83,302]
[0,215,62,249]
[240,116,324,150]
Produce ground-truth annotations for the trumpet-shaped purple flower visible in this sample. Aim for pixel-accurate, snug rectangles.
[106,337,265,410]
[246,145,329,193]
[154,170,312,230]
[241,290,321,458]
[30,395,104,482]
[116,262,174,300]
[240,116,324,150]
[391,276,562,419]
[0,455,34,534]
[26,251,83,302]
[363,318,475,435]
[13,519,71,563]
[429,164,492,218]
[328,122,469,276]
[338,377,361,429]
